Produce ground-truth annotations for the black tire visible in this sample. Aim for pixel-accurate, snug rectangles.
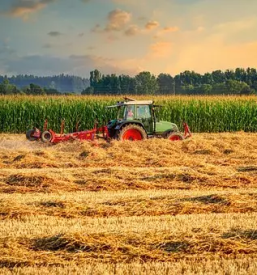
[166,132,184,141]
[26,129,38,141]
[41,131,53,143]
[116,124,147,141]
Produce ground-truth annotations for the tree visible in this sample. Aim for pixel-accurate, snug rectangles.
[0,78,20,94]
[202,73,213,84]
[226,80,251,95]
[212,70,226,83]
[22,83,45,95]
[157,73,174,94]
[81,87,94,95]
[135,71,159,95]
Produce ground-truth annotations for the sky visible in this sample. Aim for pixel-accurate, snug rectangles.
[0,0,257,78]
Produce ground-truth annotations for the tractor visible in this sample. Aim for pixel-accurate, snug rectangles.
[26,97,191,143]
[106,97,191,141]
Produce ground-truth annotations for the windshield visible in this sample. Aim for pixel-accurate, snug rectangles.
[124,105,135,120]
[117,106,126,119]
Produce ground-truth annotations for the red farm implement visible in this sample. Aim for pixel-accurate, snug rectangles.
[26,119,109,144]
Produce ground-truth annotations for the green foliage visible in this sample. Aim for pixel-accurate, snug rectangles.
[157,74,174,94]
[1,96,257,134]
[0,74,90,94]
[0,79,61,95]
[87,67,257,95]
[0,78,20,95]
[1,67,257,95]
[81,87,94,95]
[135,72,159,95]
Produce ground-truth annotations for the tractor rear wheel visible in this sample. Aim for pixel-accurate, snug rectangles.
[41,131,53,143]
[26,129,37,141]
[167,132,184,141]
[117,124,147,141]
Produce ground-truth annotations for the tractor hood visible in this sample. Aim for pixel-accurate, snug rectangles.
[155,121,179,133]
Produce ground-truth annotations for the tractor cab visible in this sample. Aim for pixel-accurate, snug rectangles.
[106,98,190,141]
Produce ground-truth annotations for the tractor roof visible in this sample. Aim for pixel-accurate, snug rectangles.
[107,100,153,108]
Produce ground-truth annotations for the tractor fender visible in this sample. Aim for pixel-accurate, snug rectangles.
[115,121,147,132]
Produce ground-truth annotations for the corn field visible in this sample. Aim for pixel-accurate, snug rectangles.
[1,95,257,133]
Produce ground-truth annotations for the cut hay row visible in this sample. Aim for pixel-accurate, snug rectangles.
[1,258,257,275]
[0,165,256,193]
[1,189,257,220]
[0,218,257,266]
[1,212,256,238]
[1,95,257,133]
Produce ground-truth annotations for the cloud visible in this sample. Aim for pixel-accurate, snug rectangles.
[4,0,57,20]
[48,31,63,37]
[105,9,131,31]
[162,26,179,32]
[2,54,94,76]
[1,53,139,77]
[92,9,131,33]
[124,25,140,36]
[145,20,159,30]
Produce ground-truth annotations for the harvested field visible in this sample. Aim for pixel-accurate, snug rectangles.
[0,132,257,274]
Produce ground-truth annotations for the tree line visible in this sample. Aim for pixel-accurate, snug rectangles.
[0,74,90,94]
[1,68,257,95]
[82,68,257,95]
[0,79,62,95]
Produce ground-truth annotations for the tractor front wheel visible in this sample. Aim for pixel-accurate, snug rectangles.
[167,132,184,141]
[117,124,147,141]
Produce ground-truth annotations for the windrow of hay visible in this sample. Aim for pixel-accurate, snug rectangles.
[1,133,257,169]
[1,229,257,266]
[0,190,257,219]
[1,258,257,275]
[0,163,256,193]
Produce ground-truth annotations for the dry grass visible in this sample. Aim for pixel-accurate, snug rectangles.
[1,258,257,275]
[0,133,257,274]
[0,189,257,219]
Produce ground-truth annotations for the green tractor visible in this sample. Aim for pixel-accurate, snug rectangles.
[107,98,191,141]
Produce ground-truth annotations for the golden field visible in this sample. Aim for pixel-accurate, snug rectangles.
[0,132,257,274]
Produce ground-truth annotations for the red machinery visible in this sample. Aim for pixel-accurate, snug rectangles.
[26,119,109,144]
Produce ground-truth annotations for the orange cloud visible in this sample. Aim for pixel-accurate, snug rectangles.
[162,26,179,32]
[8,3,45,20]
[6,0,56,20]
[145,20,159,30]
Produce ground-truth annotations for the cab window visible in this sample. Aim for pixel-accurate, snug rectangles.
[136,105,151,119]
[124,105,135,120]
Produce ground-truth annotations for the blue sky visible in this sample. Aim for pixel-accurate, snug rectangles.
[0,0,257,77]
